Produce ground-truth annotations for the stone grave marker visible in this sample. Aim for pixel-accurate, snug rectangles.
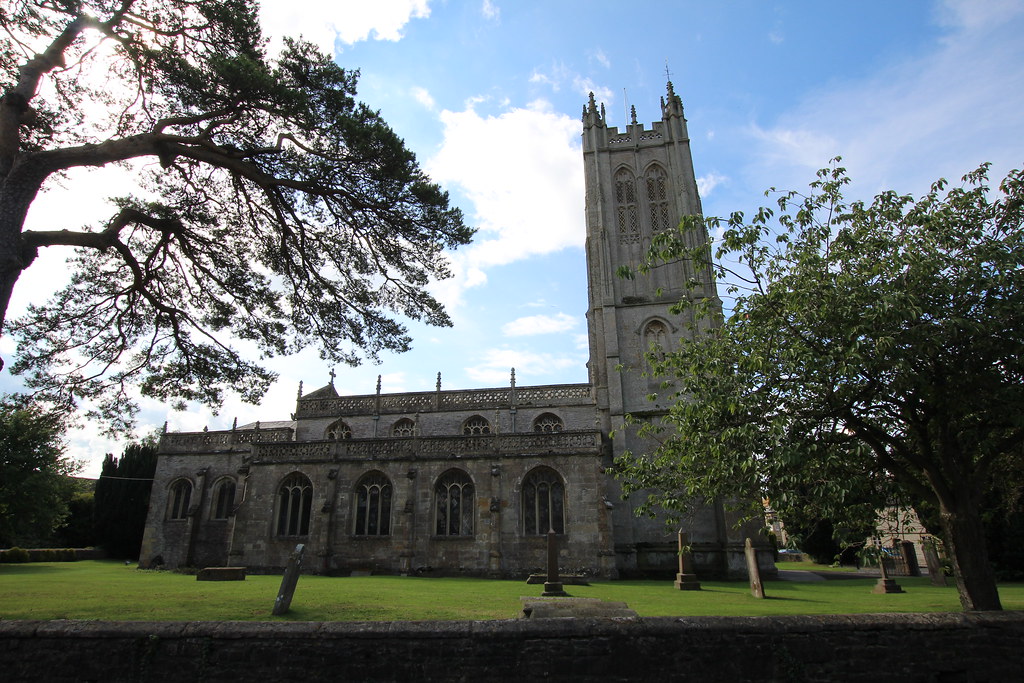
[744,537,765,599]
[272,543,305,615]
[542,529,567,597]
[922,539,947,587]
[674,530,701,591]
[872,547,905,594]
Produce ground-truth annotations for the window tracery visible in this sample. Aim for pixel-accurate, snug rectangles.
[167,479,193,520]
[522,466,565,535]
[354,471,392,536]
[325,419,353,440]
[645,165,672,232]
[391,418,417,437]
[462,415,491,435]
[614,168,640,243]
[211,478,236,520]
[276,472,312,536]
[532,413,564,433]
[434,469,474,536]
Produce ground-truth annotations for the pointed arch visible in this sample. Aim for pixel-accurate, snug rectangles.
[391,418,417,437]
[614,166,640,243]
[644,163,672,233]
[532,412,564,433]
[210,477,236,520]
[276,472,312,537]
[325,419,352,440]
[462,415,491,435]
[166,478,193,520]
[434,469,475,536]
[522,466,566,535]
[354,470,392,536]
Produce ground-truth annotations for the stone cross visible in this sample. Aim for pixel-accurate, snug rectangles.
[744,537,765,599]
[542,530,567,597]
[674,530,701,591]
[272,543,305,615]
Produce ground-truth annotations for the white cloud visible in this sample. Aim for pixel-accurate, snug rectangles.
[481,0,500,21]
[741,1,1024,198]
[466,348,580,384]
[572,76,614,104]
[411,86,436,110]
[424,99,584,306]
[591,50,611,69]
[697,172,728,198]
[502,313,578,337]
[259,0,431,55]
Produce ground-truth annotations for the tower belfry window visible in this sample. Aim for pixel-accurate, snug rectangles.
[646,165,671,233]
[614,168,640,243]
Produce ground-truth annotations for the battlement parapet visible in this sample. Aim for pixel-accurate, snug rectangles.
[160,427,294,453]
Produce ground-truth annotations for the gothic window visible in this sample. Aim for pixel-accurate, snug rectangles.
[434,469,475,536]
[462,415,491,435]
[325,419,352,440]
[532,413,564,433]
[522,467,565,535]
[354,471,392,536]
[211,478,236,520]
[643,320,669,361]
[166,479,193,520]
[645,165,672,233]
[391,418,417,437]
[276,472,312,537]
[614,168,640,243]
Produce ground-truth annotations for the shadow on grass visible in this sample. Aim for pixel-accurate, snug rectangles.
[0,564,74,575]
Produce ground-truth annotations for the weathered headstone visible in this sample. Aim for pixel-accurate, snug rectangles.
[196,566,246,581]
[744,537,765,599]
[674,530,701,591]
[922,539,948,587]
[872,547,905,594]
[899,540,921,577]
[272,543,305,615]
[542,530,567,597]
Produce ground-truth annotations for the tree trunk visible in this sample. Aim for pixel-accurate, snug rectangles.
[941,497,1003,611]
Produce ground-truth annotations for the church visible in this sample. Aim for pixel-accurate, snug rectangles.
[140,83,772,579]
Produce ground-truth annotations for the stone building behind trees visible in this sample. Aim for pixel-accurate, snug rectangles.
[140,84,772,579]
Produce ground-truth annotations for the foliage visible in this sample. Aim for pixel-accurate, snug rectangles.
[52,490,96,548]
[0,546,30,562]
[0,1,472,432]
[94,441,157,558]
[614,161,1024,611]
[0,394,78,546]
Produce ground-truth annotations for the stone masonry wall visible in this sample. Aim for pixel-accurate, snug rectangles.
[1,613,1022,682]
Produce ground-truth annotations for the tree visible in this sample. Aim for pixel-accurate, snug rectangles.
[0,1,472,431]
[93,440,156,557]
[615,162,1024,611]
[0,393,78,546]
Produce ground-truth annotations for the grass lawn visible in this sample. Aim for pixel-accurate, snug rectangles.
[1,560,1022,622]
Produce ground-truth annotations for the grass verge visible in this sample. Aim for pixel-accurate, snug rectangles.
[1,560,1021,621]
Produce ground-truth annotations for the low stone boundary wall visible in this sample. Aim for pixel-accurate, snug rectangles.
[1,612,1022,681]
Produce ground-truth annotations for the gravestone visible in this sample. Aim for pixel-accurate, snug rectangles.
[922,539,947,587]
[542,530,567,597]
[272,543,305,615]
[196,566,246,581]
[674,530,701,591]
[872,547,905,594]
[744,538,765,599]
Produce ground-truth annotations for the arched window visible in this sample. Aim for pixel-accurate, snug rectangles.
[325,419,352,440]
[462,415,491,435]
[643,320,669,361]
[276,472,312,536]
[211,478,236,520]
[435,469,474,536]
[645,164,672,233]
[614,167,639,243]
[391,418,416,437]
[522,467,565,535]
[532,413,564,433]
[166,479,193,520]
[354,471,392,536]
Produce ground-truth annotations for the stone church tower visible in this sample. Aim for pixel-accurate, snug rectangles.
[583,83,748,575]
[139,82,770,580]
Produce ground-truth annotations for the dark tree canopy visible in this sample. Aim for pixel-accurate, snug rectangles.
[93,440,156,557]
[0,1,472,431]
[615,162,1024,611]
[0,393,78,546]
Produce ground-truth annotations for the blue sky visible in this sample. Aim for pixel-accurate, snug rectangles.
[3,0,1023,475]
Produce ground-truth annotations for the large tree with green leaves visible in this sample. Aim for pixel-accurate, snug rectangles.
[0,1,471,431]
[615,162,1024,611]
[0,393,78,546]
[93,439,156,557]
